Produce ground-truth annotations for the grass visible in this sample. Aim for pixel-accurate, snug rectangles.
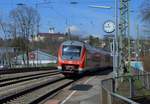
[48,63,57,67]
[116,77,150,97]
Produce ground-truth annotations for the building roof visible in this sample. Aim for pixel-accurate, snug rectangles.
[15,50,57,60]
[37,32,65,37]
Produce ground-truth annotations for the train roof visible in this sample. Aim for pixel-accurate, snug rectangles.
[61,40,111,55]
[85,44,110,55]
[61,40,84,47]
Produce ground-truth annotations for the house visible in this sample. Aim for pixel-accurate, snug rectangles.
[33,32,67,42]
[13,50,57,66]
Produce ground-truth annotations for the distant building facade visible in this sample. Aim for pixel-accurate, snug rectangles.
[33,32,67,42]
[0,47,17,66]
[13,50,57,66]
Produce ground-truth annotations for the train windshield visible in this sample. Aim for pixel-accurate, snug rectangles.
[62,45,81,60]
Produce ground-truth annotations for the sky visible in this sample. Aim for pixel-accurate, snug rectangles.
[0,0,144,38]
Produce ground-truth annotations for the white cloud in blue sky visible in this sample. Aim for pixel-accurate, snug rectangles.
[66,25,79,33]
[0,0,145,38]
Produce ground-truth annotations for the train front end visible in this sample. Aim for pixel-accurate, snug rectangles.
[57,41,86,75]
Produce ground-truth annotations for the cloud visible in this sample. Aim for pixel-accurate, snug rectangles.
[65,25,87,38]
[66,25,79,33]
[65,25,102,38]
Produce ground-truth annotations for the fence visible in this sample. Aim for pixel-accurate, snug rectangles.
[101,73,150,104]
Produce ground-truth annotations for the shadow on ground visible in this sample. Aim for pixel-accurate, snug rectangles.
[133,96,150,104]
[84,67,113,76]
[65,67,113,80]
[69,84,93,91]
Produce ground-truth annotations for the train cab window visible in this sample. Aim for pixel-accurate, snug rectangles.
[62,45,81,60]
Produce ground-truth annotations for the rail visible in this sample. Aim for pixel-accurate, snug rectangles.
[0,66,57,74]
[101,72,150,104]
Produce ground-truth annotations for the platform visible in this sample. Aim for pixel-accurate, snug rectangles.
[44,69,112,104]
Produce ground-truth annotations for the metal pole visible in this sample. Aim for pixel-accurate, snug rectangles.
[136,23,140,61]
[119,0,124,76]
[127,1,131,74]
[36,0,39,34]
[119,0,130,75]
[129,77,135,98]
[114,0,119,77]
[68,27,71,40]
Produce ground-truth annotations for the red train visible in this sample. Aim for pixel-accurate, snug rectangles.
[57,40,112,76]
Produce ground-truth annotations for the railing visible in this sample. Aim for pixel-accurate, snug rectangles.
[101,73,150,104]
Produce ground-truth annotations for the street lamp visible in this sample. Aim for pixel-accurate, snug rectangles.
[88,5,112,9]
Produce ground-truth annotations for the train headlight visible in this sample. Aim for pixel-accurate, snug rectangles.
[78,68,83,71]
[57,66,62,70]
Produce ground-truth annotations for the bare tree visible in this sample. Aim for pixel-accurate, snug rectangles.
[10,5,40,66]
[0,16,12,66]
[140,1,150,57]
[141,0,150,22]
[0,18,11,39]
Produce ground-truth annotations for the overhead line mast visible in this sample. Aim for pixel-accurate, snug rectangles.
[119,0,131,75]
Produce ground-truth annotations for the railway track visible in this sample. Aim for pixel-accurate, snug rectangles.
[0,71,60,87]
[0,67,110,104]
[0,73,75,104]
[0,66,57,74]
[6,79,73,104]
[0,70,57,81]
